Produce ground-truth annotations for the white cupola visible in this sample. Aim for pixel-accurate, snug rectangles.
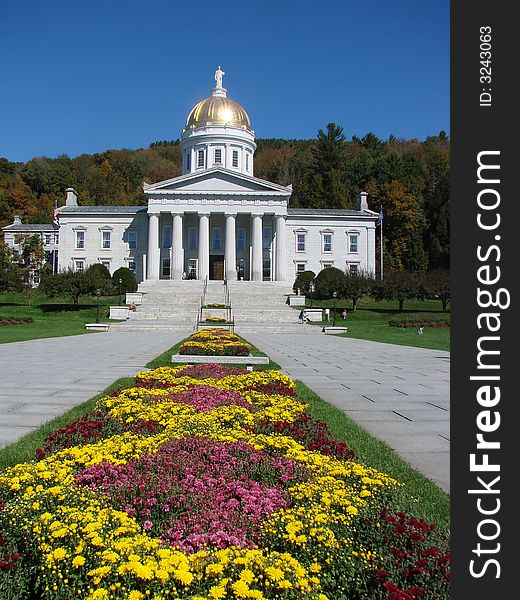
[180,66,256,176]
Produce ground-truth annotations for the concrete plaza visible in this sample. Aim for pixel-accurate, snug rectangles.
[0,331,189,448]
[246,331,450,492]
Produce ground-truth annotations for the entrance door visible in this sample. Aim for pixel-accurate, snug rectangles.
[210,255,224,280]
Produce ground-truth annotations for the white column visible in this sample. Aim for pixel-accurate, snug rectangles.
[251,213,263,282]
[225,214,237,281]
[275,215,286,281]
[172,213,183,280]
[147,213,160,280]
[198,213,210,280]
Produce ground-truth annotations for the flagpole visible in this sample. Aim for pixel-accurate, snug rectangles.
[379,205,384,280]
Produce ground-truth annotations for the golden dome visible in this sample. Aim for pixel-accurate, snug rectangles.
[185,95,252,131]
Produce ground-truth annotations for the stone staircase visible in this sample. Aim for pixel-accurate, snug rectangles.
[113,280,304,333]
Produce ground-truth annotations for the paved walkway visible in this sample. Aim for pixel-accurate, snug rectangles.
[245,331,450,492]
[0,330,190,449]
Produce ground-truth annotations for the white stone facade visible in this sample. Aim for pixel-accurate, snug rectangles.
[5,69,378,286]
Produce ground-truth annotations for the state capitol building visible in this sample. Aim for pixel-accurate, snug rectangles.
[3,68,378,285]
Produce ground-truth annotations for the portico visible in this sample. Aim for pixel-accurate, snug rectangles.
[145,204,288,282]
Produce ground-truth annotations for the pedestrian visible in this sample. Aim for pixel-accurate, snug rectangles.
[341,309,347,319]
[418,326,424,335]
[298,309,305,324]
[324,308,330,321]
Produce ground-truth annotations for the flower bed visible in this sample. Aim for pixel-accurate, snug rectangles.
[389,319,450,328]
[180,329,252,357]
[0,317,33,326]
[0,362,450,599]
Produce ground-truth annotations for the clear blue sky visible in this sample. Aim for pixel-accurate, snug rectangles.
[0,0,449,163]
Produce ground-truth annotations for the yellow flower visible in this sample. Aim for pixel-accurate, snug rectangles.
[209,586,227,599]
[232,579,250,597]
[53,547,67,561]
[174,567,194,585]
[72,555,86,567]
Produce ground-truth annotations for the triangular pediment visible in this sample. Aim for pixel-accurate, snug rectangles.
[144,167,292,195]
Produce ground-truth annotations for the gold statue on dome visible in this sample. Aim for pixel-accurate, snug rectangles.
[215,65,225,89]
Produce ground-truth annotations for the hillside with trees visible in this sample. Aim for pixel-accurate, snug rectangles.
[0,125,449,271]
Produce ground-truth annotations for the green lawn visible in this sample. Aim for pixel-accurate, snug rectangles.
[0,291,119,344]
[295,297,450,352]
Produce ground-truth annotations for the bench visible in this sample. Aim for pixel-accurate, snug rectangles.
[323,326,348,335]
[109,306,130,320]
[171,354,269,371]
[85,323,111,332]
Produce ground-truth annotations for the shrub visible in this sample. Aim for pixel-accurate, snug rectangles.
[292,270,316,295]
[112,266,137,294]
[86,263,114,295]
[313,266,346,299]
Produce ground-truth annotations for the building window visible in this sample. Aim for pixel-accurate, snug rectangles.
[74,259,85,272]
[349,234,359,253]
[188,258,198,279]
[163,225,172,248]
[236,227,246,251]
[232,150,239,168]
[188,227,198,251]
[100,260,111,272]
[55,233,59,244]
[186,152,191,171]
[262,227,272,250]
[321,262,334,269]
[211,227,222,251]
[214,148,222,164]
[323,233,332,253]
[44,234,51,245]
[197,150,204,168]
[128,260,136,273]
[102,230,111,249]
[245,153,250,171]
[162,258,171,278]
[295,262,306,274]
[349,263,360,275]
[128,230,138,250]
[296,233,306,252]
[75,230,85,249]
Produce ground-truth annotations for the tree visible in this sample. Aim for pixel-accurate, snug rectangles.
[425,269,450,312]
[372,270,422,311]
[314,267,346,299]
[0,242,25,292]
[293,270,316,295]
[40,269,96,305]
[305,123,350,209]
[16,234,46,287]
[369,180,428,272]
[343,272,374,311]
[112,267,137,294]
